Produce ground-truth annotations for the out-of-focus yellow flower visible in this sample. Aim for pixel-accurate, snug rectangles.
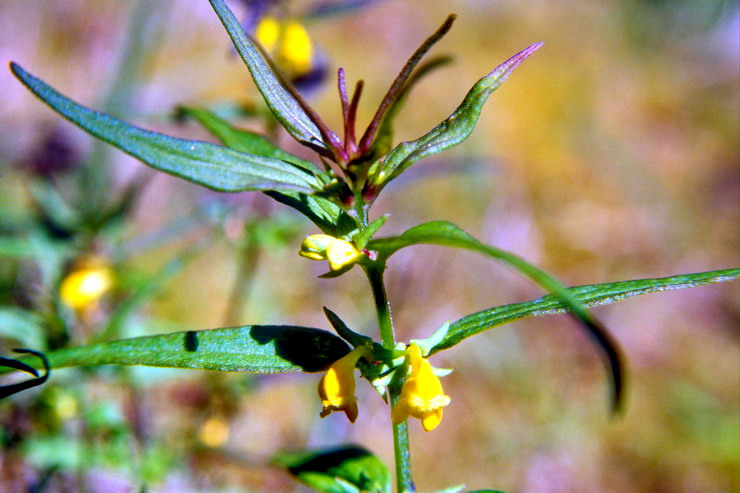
[318,345,373,423]
[391,344,451,432]
[299,234,363,271]
[199,416,230,448]
[60,257,114,312]
[255,16,280,52]
[255,16,314,77]
[54,392,78,420]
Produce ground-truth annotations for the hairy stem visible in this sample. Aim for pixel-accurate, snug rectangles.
[365,263,415,492]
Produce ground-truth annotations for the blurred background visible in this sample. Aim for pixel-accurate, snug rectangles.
[0,0,738,491]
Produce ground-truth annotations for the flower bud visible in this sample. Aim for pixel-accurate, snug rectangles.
[299,234,363,271]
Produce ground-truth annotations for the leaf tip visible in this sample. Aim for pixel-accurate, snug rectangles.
[508,41,544,66]
[9,61,23,78]
[485,41,543,85]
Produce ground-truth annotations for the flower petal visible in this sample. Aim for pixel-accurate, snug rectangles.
[421,408,443,432]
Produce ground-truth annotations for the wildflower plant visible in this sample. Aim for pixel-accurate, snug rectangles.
[3,0,739,491]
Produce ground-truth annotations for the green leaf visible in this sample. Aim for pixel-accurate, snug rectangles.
[207,0,327,151]
[265,191,358,237]
[434,268,740,354]
[10,63,321,194]
[323,307,373,348]
[274,445,391,493]
[376,43,542,188]
[410,321,450,357]
[178,106,325,179]
[353,215,389,250]
[368,220,624,412]
[2,326,351,375]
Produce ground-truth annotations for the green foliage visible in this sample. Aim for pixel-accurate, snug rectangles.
[353,215,388,249]
[208,0,327,151]
[274,445,391,493]
[265,190,359,237]
[4,1,738,491]
[11,63,322,194]
[324,307,374,348]
[369,220,625,411]
[178,106,325,178]
[3,325,350,375]
[433,268,740,353]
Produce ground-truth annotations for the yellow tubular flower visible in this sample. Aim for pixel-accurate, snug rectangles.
[391,344,451,432]
[60,258,114,312]
[254,16,280,53]
[279,20,313,75]
[299,234,336,261]
[199,417,230,448]
[318,345,373,423]
[325,238,362,271]
[255,17,314,77]
[299,234,363,271]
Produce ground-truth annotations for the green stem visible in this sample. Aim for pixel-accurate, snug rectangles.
[365,263,415,492]
[391,399,413,492]
[366,263,395,351]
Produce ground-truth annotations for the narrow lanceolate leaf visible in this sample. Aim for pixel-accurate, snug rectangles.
[370,55,454,159]
[433,268,740,354]
[2,326,351,375]
[358,14,457,153]
[265,191,358,237]
[376,43,542,188]
[179,106,327,180]
[368,220,624,412]
[323,307,374,348]
[208,0,327,151]
[11,63,322,194]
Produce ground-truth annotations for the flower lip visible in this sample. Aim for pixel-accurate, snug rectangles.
[391,343,451,431]
[318,345,373,423]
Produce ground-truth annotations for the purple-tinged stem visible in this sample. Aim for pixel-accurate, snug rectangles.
[345,80,364,157]
[358,13,457,154]
[337,68,352,153]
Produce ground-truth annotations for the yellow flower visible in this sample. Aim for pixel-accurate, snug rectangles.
[299,234,363,271]
[199,416,230,448]
[255,16,314,77]
[391,344,451,432]
[60,257,114,312]
[255,17,280,52]
[318,345,373,423]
